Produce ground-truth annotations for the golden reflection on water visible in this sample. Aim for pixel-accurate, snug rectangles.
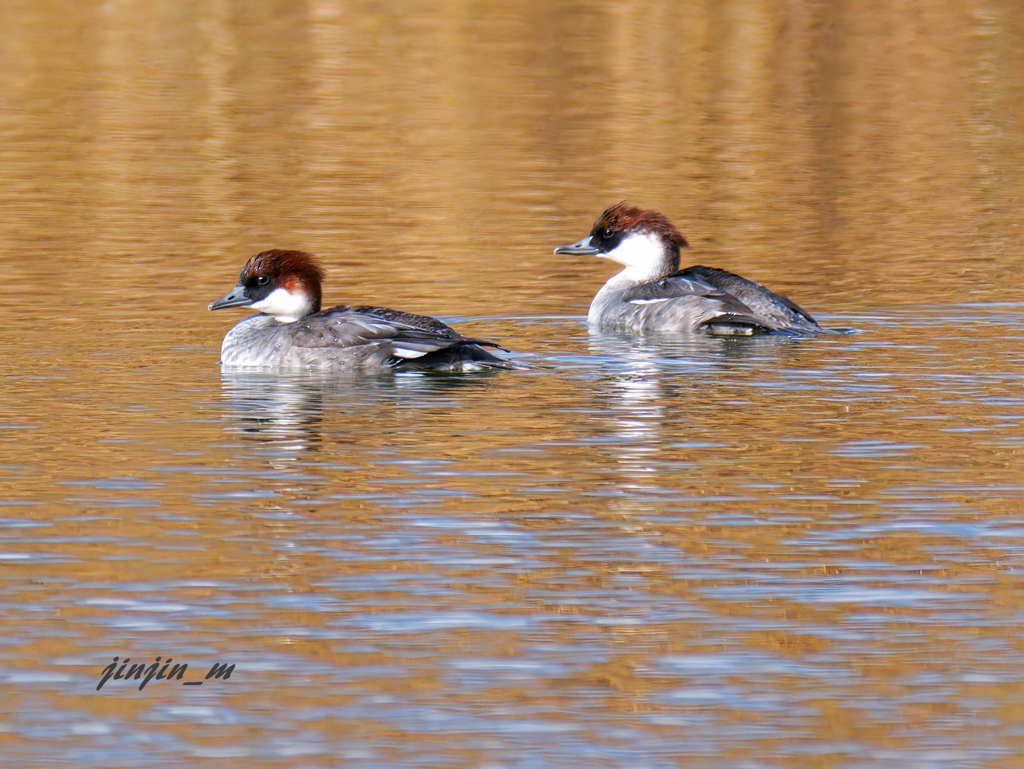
[2,0,1024,765]
[2,0,1024,320]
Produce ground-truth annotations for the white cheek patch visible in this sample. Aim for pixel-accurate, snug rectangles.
[250,287,312,323]
[604,233,666,280]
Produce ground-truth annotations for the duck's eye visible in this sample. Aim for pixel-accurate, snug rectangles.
[602,227,614,239]
[256,276,269,286]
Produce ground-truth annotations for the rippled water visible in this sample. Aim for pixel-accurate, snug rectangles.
[4,0,1024,766]
[6,308,1024,766]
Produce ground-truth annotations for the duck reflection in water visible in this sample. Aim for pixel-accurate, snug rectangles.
[219,371,328,455]
[586,330,811,500]
[218,369,506,455]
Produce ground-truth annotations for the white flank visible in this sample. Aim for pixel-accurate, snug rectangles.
[629,298,671,305]
[250,288,312,323]
[392,348,429,359]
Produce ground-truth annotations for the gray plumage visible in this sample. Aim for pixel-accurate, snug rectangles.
[555,203,822,336]
[599,266,819,334]
[210,249,515,371]
[220,305,512,370]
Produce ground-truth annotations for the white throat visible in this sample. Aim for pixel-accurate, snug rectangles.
[250,287,312,323]
[602,232,674,283]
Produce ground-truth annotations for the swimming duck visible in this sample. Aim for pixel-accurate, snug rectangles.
[555,203,821,335]
[209,249,514,370]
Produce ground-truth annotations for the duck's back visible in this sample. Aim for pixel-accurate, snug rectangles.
[603,266,820,334]
[220,305,511,370]
[679,266,819,333]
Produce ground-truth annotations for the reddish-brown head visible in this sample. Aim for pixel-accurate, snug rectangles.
[590,203,688,253]
[209,249,325,322]
[554,203,688,279]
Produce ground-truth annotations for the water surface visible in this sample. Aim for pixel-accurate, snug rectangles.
[2,1,1024,766]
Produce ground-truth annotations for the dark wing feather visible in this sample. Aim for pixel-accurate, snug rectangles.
[622,275,721,303]
[343,306,506,350]
[287,305,510,369]
[679,266,819,329]
[621,274,769,330]
[346,305,464,337]
[289,305,460,350]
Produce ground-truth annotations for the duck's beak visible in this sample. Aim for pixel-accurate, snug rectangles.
[208,285,252,311]
[553,235,600,256]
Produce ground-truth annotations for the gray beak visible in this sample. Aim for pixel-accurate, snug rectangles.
[553,235,600,256]
[208,285,252,311]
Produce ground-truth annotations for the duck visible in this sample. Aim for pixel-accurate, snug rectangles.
[554,203,821,335]
[208,249,514,370]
